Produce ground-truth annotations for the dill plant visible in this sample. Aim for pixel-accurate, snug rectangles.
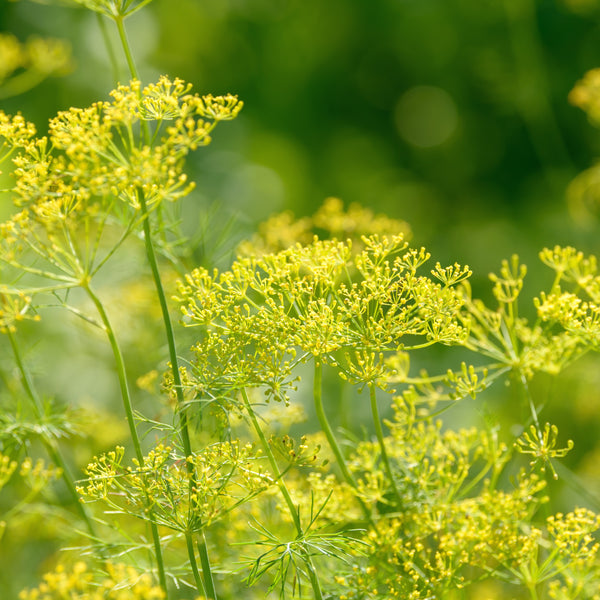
[1,1,600,599]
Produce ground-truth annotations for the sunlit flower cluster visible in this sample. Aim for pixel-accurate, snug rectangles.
[325,400,600,599]
[515,422,575,480]
[0,76,242,323]
[238,196,412,257]
[456,252,598,378]
[175,233,471,404]
[18,562,165,600]
[0,291,40,333]
[78,441,273,532]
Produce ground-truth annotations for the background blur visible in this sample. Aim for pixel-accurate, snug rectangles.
[3,0,600,270]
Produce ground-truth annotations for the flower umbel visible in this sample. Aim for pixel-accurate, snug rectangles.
[515,423,574,480]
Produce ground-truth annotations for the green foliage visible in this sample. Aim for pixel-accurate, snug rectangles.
[2,1,600,600]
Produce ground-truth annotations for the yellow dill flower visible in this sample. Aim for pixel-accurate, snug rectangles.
[0,452,18,491]
[515,423,574,480]
[176,233,470,405]
[18,561,165,599]
[194,93,244,121]
[79,441,273,532]
[0,111,37,166]
[570,68,600,125]
[0,33,72,99]
[238,197,411,257]
[0,291,41,333]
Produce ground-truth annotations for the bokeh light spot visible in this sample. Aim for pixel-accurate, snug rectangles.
[394,85,458,148]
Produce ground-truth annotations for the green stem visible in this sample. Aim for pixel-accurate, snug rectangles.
[241,389,323,600]
[136,192,218,596]
[114,15,140,81]
[312,362,356,488]
[83,284,143,460]
[185,533,206,596]
[517,369,541,433]
[113,14,151,147]
[113,11,211,593]
[83,283,169,596]
[312,362,373,523]
[138,193,193,457]
[525,579,539,600]
[197,532,217,600]
[92,10,171,595]
[241,390,301,531]
[369,383,402,507]
[6,329,98,539]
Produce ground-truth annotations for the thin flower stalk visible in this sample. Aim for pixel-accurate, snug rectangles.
[241,388,324,600]
[140,187,217,599]
[109,15,220,596]
[5,328,98,540]
[312,361,368,520]
[114,15,140,83]
[369,382,402,507]
[82,282,169,596]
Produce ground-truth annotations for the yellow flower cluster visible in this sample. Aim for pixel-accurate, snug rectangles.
[535,245,600,351]
[0,291,40,333]
[515,423,574,480]
[0,452,18,491]
[323,398,600,599]
[0,75,242,212]
[238,196,411,257]
[78,441,273,532]
[19,562,165,600]
[175,232,470,404]
[456,249,600,379]
[0,33,72,99]
[0,76,242,326]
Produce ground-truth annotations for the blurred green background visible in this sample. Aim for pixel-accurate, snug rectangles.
[2,0,600,269]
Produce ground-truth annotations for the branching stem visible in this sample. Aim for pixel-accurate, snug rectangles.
[369,383,403,507]
[82,283,168,596]
[312,361,373,523]
[241,388,323,600]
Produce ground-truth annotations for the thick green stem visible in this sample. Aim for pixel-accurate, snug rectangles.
[185,533,206,596]
[369,383,402,506]
[6,329,98,539]
[241,389,323,600]
[138,193,193,457]
[197,532,217,600]
[83,284,168,596]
